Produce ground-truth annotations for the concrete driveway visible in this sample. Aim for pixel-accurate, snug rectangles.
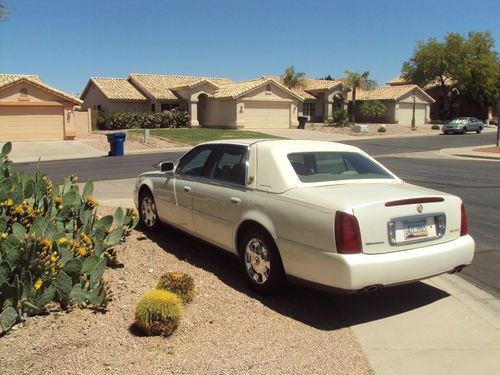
[1,140,106,163]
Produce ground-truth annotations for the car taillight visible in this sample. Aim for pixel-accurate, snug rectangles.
[335,212,362,254]
[460,203,468,236]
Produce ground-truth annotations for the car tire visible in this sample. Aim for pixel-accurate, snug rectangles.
[462,127,467,134]
[477,127,482,134]
[443,131,448,135]
[139,189,161,231]
[238,227,286,294]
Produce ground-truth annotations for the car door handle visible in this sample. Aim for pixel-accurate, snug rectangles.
[230,197,241,205]
[184,186,192,192]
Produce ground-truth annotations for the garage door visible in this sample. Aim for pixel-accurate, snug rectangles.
[244,102,290,129]
[399,103,426,125]
[0,106,64,141]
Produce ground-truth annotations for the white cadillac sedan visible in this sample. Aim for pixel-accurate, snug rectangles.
[134,139,474,294]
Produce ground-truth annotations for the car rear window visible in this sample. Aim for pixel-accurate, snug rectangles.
[287,152,393,183]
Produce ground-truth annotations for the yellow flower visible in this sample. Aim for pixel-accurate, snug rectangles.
[86,195,99,207]
[57,237,67,245]
[54,196,62,204]
[0,233,7,239]
[77,247,87,256]
[34,279,43,290]
[81,233,91,245]
[58,205,64,210]
[14,205,23,214]
[5,198,13,207]
[41,238,52,248]
[51,254,57,263]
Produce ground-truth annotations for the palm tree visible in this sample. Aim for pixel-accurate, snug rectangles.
[282,66,305,89]
[343,71,377,122]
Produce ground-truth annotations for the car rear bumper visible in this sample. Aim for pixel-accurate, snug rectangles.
[277,235,475,291]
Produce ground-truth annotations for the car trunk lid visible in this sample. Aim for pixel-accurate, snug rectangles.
[283,182,463,254]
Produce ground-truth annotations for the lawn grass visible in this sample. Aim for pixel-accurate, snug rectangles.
[128,128,282,146]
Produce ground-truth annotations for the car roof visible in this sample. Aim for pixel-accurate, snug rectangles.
[199,138,361,152]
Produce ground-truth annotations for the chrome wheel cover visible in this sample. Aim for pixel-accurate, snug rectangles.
[244,238,271,284]
[141,195,157,227]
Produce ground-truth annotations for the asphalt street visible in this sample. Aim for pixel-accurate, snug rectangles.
[12,131,500,296]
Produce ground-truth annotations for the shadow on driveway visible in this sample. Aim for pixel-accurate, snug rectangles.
[140,224,449,331]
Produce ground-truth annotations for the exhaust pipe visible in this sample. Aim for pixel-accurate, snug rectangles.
[358,284,382,293]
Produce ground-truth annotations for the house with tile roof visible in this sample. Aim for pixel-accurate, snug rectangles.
[348,84,435,124]
[387,75,496,121]
[0,74,87,141]
[81,74,306,129]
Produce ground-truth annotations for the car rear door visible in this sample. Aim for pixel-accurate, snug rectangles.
[192,145,250,252]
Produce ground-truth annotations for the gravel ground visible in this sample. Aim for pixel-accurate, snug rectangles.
[307,123,441,137]
[0,207,371,375]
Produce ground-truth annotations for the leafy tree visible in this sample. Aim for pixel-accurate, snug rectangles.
[360,100,386,122]
[281,66,305,89]
[0,2,8,21]
[323,74,334,81]
[343,71,377,122]
[402,32,500,118]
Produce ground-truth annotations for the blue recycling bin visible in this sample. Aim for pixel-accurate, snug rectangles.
[106,132,126,156]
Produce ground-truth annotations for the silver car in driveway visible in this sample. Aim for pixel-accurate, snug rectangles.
[442,117,483,134]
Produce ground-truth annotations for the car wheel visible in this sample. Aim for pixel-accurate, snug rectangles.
[443,131,448,135]
[462,127,467,134]
[239,228,286,294]
[477,127,482,134]
[139,190,161,231]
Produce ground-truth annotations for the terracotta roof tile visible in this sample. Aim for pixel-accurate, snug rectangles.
[129,74,233,100]
[213,77,306,100]
[0,74,42,87]
[347,84,435,103]
[0,74,81,104]
[301,78,343,91]
[90,77,148,101]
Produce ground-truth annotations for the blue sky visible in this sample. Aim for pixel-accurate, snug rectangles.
[1,0,499,96]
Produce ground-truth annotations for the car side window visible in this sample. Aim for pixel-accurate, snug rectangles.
[176,145,216,177]
[209,146,247,186]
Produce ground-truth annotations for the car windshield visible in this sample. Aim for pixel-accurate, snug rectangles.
[287,152,394,183]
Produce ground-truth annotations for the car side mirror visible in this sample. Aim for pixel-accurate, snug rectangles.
[158,161,174,172]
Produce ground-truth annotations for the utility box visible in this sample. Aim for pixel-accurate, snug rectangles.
[353,124,369,133]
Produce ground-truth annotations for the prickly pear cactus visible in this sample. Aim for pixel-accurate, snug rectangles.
[0,142,139,333]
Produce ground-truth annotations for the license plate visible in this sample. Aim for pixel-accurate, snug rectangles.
[403,220,428,240]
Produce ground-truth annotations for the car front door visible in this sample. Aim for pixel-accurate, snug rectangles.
[192,145,250,252]
[155,144,218,234]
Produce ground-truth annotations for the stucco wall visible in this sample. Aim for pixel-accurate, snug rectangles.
[0,81,69,103]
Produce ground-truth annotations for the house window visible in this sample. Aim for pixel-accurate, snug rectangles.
[160,103,179,112]
[151,103,156,112]
[304,102,316,117]
[97,105,102,111]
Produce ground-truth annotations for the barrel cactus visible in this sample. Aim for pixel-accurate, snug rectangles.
[134,289,183,336]
[157,272,195,304]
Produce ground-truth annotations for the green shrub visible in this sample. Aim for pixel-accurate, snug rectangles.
[360,101,386,122]
[104,109,190,130]
[134,289,183,336]
[378,126,387,133]
[157,272,195,304]
[431,124,441,130]
[0,142,139,334]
